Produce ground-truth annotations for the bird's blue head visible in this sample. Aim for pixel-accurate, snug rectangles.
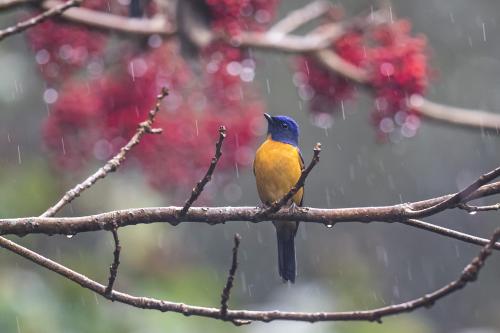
[264,113,300,147]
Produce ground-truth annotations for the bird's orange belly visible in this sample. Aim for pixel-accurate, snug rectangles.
[254,140,303,205]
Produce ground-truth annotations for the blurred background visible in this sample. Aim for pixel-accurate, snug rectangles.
[1,0,500,332]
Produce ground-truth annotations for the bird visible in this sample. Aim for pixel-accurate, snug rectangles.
[253,113,304,283]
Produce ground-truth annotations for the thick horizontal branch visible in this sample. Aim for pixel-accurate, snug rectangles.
[1,180,499,237]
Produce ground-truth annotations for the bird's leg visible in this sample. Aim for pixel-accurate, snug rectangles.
[288,202,300,213]
[256,202,270,209]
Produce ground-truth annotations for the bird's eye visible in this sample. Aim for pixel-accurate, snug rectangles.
[281,123,288,129]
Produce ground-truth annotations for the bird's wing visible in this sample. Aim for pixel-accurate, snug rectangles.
[298,148,305,171]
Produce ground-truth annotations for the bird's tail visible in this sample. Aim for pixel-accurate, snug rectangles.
[276,225,296,283]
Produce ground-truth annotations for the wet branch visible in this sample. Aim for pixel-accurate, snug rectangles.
[178,126,227,218]
[0,224,498,324]
[1,180,500,239]
[458,203,500,213]
[0,0,81,41]
[268,0,332,34]
[400,219,500,250]
[220,234,246,325]
[40,87,169,218]
[404,165,500,218]
[1,1,499,130]
[104,227,121,296]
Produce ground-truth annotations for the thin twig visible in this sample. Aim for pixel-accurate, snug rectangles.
[400,219,500,250]
[40,87,169,218]
[178,126,227,217]
[0,0,81,41]
[260,143,321,216]
[404,166,500,218]
[104,227,121,296]
[458,203,500,213]
[220,234,248,325]
[0,227,498,323]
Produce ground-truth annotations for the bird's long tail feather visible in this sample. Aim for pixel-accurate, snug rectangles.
[276,228,296,283]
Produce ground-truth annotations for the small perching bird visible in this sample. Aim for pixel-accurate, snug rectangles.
[253,114,304,283]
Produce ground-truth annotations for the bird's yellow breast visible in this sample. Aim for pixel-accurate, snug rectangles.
[254,138,303,205]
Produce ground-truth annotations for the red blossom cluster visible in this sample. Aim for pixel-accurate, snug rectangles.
[369,20,429,140]
[26,0,279,197]
[295,32,365,115]
[296,19,430,139]
[26,20,106,81]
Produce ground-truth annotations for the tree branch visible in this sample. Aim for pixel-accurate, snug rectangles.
[178,126,226,218]
[2,0,498,132]
[1,179,498,237]
[404,165,500,218]
[219,234,244,323]
[0,0,34,11]
[458,203,500,213]
[40,87,169,218]
[0,225,498,324]
[314,49,500,133]
[42,0,174,35]
[268,0,332,34]
[400,219,500,250]
[104,227,121,296]
[0,0,81,41]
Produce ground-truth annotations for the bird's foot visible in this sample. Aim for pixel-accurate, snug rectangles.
[288,202,300,213]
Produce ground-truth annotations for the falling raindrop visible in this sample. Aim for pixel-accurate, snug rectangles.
[17,145,22,164]
[60,137,66,155]
[325,187,331,207]
[234,162,239,178]
[240,272,247,293]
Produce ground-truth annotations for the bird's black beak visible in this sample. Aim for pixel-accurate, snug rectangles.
[264,113,273,124]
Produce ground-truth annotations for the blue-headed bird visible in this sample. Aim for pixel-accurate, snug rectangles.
[253,114,304,283]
